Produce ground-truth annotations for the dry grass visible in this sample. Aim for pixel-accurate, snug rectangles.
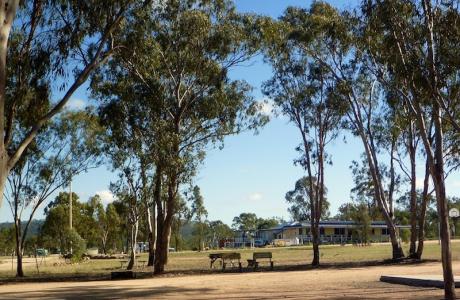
[0,240,458,280]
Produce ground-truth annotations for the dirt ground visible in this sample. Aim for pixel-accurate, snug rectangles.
[0,261,457,299]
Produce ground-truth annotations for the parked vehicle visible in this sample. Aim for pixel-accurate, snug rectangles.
[36,248,48,257]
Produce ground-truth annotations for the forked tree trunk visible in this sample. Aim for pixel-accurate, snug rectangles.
[416,159,430,259]
[154,174,176,274]
[363,140,404,259]
[101,232,108,255]
[154,215,173,274]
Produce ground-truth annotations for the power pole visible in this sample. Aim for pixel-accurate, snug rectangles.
[69,179,73,254]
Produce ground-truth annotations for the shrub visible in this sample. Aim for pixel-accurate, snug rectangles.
[65,228,87,262]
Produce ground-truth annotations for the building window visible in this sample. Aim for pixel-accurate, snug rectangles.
[334,228,345,235]
[298,228,303,235]
[372,229,375,235]
[320,227,325,235]
[382,228,390,235]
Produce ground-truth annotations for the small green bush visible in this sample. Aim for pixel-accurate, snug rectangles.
[65,228,87,262]
[400,228,410,243]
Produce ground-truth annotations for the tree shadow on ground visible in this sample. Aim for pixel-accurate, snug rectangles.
[159,258,439,276]
[0,258,439,285]
[0,285,215,300]
[0,283,444,300]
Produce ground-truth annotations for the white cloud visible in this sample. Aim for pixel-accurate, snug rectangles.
[65,98,87,110]
[415,178,424,189]
[248,192,263,201]
[96,190,114,205]
[257,98,274,116]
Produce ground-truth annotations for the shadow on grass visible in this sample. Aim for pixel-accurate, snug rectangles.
[0,258,439,285]
[159,258,439,276]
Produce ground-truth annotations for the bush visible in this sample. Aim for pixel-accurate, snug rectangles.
[400,228,410,243]
[65,228,87,262]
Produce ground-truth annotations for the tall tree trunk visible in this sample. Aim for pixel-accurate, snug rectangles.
[102,237,107,255]
[127,220,138,270]
[174,228,180,251]
[362,135,404,259]
[311,224,320,266]
[14,228,24,277]
[153,166,163,273]
[432,105,455,299]
[16,246,23,277]
[154,214,173,274]
[154,216,165,274]
[146,205,155,267]
[408,127,418,258]
[147,231,155,267]
[154,175,176,274]
[13,208,24,277]
[0,164,7,210]
[0,0,19,210]
[347,98,404,259]
[416,159,430,259]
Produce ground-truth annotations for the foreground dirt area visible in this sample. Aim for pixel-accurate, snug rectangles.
[0,261,458,299]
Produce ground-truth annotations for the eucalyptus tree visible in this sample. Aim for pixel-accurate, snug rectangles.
[269,2,407,259]
[189,186,207,251]
[206,220,233,249]
[89,195,121,255]
[5,111,102,277]
[262,7,344,265]
[285,177,330,223]
[284,177,331,264]
[93,0,265,274]
[110,162,146,270]
[171,194,191,251]
[100,106,153,270]
[232,213,259,232]
[359,1,460,296]
[0,1,153,210]
[392,106,420,257]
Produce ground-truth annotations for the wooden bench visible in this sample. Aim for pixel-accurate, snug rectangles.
[209,253,242,272]
[120,259,147,269]
[247,252,274,270]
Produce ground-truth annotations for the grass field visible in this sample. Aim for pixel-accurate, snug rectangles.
[0,240,458,280]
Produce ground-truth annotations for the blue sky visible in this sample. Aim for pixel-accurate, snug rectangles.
[2,0,460,225]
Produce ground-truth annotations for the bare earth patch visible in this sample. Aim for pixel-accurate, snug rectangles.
[0,261,456,299]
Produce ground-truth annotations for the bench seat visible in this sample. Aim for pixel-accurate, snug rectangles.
[247,252,274,270]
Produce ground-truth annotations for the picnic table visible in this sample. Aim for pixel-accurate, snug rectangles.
[209,252,242,271]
